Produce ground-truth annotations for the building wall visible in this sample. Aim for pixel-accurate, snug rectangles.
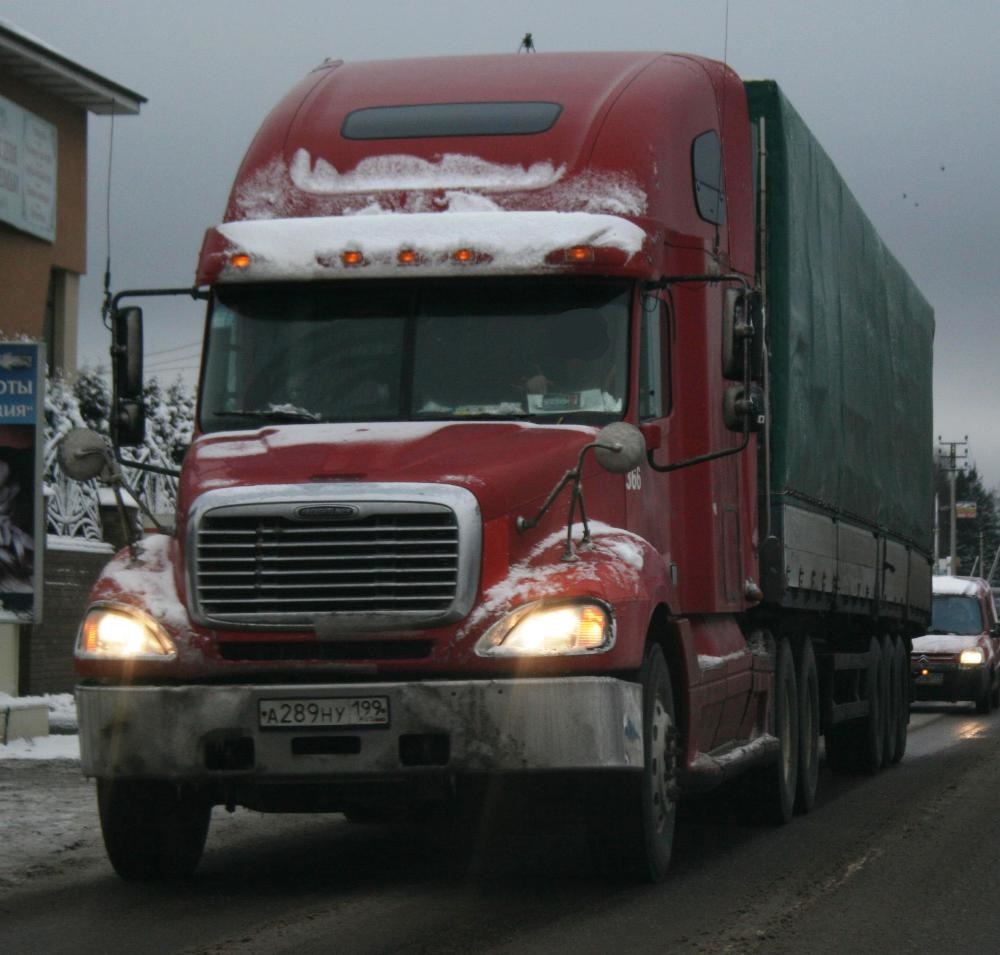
[0,71,86,373]
[22,544,111,695]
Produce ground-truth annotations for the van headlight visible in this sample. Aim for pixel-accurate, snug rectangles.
[959,647,985,667]
[76,605,177,661]
[475,599,614,657]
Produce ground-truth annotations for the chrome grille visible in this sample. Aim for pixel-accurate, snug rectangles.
[188,484,480,629]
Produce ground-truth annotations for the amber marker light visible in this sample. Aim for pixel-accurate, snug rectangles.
[451,247,476,264]
[341,250,365,266]
[565,245,596,263]
[397,249,418,265]
[230,253,251,270]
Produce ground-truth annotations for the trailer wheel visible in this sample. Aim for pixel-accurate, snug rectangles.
[881,635,899,766]
[891,636,909,764]
[794,638,819,814]
[97,779,211,881]
[859,636,887,772]
[745,637,798,825]
[588,643,677,882]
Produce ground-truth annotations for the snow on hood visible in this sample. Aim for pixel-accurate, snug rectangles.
[215,209,646,281]
[933,576,986,597]
[97,534,188,631]
[455,520,648,640]
[912,634,980,653]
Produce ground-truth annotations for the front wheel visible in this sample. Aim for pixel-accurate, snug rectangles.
[974,673,991,714]
[588,643,678,882]
[97,779,211,881]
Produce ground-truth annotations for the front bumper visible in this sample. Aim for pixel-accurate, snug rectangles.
[76,678,643,781]
[911,665,987,703]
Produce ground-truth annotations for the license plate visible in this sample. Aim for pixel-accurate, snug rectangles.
[258,696,390,729]
[915,673,944,686]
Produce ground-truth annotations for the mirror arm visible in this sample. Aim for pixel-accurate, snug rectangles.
[109,286,209,310]
[517,434,635,559]
[647,430,750,474]
[644,273,753,294]
[115,453,181,479]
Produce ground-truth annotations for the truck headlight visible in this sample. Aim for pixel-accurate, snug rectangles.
[475,599,614,657]
[76,605,177,661]
[959,647,985,666]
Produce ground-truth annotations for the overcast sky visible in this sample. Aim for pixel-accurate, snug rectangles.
[6,0,1000,486]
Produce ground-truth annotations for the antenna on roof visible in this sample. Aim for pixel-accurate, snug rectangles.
[101,103,117,330]
[712,0,731,260]
[518,32,535,53]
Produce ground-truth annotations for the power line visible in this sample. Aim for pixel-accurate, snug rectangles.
[146,340,202,357]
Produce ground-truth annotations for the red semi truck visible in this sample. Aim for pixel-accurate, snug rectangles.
[69,51,934,882]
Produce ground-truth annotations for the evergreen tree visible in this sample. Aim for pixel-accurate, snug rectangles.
[73,367,111,432]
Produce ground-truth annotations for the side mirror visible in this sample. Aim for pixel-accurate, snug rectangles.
[722,289,764,381]
[57,428,115,482]
[593,422,646,474]
[112,306,146,446]
[723,383,766,432]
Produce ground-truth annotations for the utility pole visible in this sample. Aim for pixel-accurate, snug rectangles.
[938,436,969,575]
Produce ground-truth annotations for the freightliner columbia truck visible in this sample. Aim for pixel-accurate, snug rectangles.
[64,51,935,882]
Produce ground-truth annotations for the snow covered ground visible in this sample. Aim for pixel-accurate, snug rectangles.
[0,693,103,891]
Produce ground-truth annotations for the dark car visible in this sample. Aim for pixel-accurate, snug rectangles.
[911,576,1000,713]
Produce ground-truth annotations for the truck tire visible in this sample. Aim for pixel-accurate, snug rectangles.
[881,634,899,766]
[858,635,886,772]
[974,673,991,714]
[891,636,909,764]
[826,636,884,774]
[97,779,211,881]
[744,637,799,825]
[588,642,678,882]
[794,637,819,814]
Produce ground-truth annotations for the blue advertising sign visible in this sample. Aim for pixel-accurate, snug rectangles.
[0,342,45,623]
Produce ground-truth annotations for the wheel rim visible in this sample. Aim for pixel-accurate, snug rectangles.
[649,695,676,836]
[780,673,795,787]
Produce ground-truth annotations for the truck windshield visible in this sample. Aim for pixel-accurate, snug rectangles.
[199,279,629,432]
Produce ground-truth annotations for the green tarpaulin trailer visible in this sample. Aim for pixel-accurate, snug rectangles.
[746,81,934,620]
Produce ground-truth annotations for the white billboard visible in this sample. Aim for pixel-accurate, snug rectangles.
[0,94,57,243]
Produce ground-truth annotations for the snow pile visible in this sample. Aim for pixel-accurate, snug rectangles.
[0,693,79,761]
[233,151,648,220]
[698,650,751,670]
[933,576,984,597]
[218,210,646,281]
[291,150,565,194]
[0,734,79,760]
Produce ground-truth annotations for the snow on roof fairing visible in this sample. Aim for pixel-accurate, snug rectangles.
[214,209,647,281]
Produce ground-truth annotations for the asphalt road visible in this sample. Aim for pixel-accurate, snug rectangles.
[3,702,1000,955]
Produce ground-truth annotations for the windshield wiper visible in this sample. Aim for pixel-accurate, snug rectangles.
[214,408,321,423]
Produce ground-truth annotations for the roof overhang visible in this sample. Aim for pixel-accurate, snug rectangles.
[0,19,145,115]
